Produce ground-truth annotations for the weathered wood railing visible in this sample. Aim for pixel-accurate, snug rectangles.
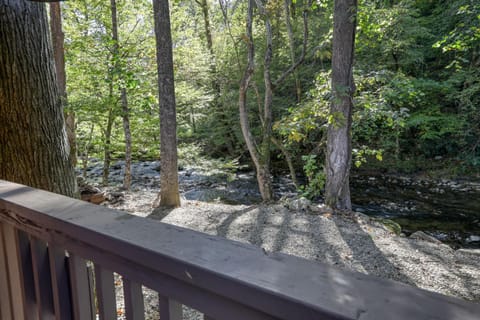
[0,180,479,320]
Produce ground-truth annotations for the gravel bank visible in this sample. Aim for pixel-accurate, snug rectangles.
[152,201,480,301]
[104,191,480,318]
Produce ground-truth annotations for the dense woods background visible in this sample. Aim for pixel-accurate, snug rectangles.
[62,0,479,198]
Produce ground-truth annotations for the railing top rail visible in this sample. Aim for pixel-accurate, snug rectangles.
[0,180,479,320]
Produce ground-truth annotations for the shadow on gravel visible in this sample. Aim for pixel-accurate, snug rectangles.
[403,241,480,301]
[216,205,349,269]
[147,206,176,221]
[334,215,415,286]
[215,205,259,238]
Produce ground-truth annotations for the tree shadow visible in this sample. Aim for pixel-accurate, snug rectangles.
[215,205,259,239]
[333,213,415,285]
[401,239,480,301]
[147,206,176,221]
[215,205,349,270]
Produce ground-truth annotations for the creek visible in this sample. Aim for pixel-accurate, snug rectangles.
[80,160,480,249]
[351,174,480,249]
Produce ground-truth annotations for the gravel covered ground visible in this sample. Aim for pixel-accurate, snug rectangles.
[103,189,480,318]
[152,201,480,301]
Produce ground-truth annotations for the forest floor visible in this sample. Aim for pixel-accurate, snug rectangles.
[80,160,480,318]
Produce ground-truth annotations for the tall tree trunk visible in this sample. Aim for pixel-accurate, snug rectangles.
[325,0,357,210]
[283,0,301,102]
[0,1,76,197]
[239,0,273,202]
[50,2,77,168]
[153,0,181,207]
[120,89,132,189]
[83,123,95,179]
[198,0,235,155]
[110,0,132,190]
[239,0,310,201]
[103,94,115,186]
[256,0,274,201]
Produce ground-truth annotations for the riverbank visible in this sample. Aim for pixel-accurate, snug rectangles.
[80,159,480,248]
[77,161,480,318]
[104,191,479,303]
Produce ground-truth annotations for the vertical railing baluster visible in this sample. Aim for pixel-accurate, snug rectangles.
[94,264,117,320]
[0,222,13,320]
[68,254,95,320]
[48,246,73,320]
[16,230,37,320]
[30,236,55,319]
[86,265,96,318]
[3,225,38,320]
[158,294,182,320]
[123,278,144,320]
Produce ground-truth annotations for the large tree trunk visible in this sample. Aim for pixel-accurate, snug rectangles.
[325,0,357,210]
[50,2,77,168]
[153,0,181,208]
[0,1,76,197]
[110,0,132,190]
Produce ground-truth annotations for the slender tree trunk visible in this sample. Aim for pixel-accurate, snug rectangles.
[239,0,272,201]
[198,0,214,58]
[0,1,76,197]
[50,2,77,168]
[240,0,310,201]
[198,0,235,155]
[83,123,95,179]
[102,103,115,186]
[258,0,274,201]
[252,82,299,188]
[153,0,181,207]
[283,0,301,102]
[271,136,299,188]
[325,0,357,210]
[110,0,132,190]
[103,82,115,186]
[120,90,132,189]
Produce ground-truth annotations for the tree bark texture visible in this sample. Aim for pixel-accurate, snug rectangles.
[102,98,115,186]
[110,0,132,190]
[325,0,357,210]
[255,0,274,201]
[197,0,235,155]
[283,0,301,102]
[0,1,76,197]
[239,0,273,201]
[153,0,181,207]
[50,2,77,168]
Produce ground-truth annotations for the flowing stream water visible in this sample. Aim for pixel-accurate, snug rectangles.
[350,174,480,249]
[81,160,480,249]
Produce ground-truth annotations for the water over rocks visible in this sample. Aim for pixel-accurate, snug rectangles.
[76,160,479,315]
[78,160,480,248]
[352,173,480,248]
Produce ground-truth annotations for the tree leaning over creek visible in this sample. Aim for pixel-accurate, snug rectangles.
[0,1,76,197]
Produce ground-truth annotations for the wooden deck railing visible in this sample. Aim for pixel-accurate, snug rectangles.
[0,180,479,320]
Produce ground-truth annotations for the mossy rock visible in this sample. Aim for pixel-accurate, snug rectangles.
[373,218,402,235]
